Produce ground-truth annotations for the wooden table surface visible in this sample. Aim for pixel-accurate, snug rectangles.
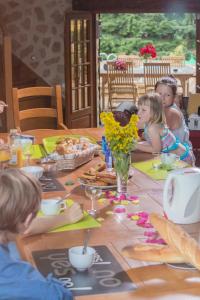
[10,128,200,300]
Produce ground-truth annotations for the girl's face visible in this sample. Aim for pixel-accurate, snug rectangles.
[156,84,175,108]
[138,104,151,125]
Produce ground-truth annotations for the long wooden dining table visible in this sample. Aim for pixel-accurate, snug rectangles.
[9,128,200,300]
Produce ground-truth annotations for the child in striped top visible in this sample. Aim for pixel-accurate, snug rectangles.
[136,93,195,165]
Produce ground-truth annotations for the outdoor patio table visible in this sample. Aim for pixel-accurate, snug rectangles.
[9,128,200,300]
[100,62,195,110]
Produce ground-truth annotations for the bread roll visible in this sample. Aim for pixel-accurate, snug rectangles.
[95,162,106,172]
[122,243,186,263]
[150,213,200,270]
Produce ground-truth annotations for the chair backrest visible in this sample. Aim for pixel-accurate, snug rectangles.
[188,93,200,115]
[144,62,171,91]
[12,85,67,131]
[161,55,185,67]
[107,61,135,86]
[118,54,142,67]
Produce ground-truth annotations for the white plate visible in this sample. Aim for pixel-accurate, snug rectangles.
[167,263,196,270]
[78,178,117,190]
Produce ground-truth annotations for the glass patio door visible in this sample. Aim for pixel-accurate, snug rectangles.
[65,11,97,128]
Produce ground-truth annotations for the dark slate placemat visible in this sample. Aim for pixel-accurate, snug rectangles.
[39,172,65,192]
[32,245,136,296]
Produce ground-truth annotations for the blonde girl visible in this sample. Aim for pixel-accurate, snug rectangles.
[136,93,195,165]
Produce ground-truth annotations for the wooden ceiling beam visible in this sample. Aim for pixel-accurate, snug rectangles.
[72,0,200,13]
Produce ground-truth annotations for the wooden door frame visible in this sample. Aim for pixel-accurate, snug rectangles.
[72,0,200,13]
[64,11,97,128]
[0,22,14,132]
[73,0,200,93]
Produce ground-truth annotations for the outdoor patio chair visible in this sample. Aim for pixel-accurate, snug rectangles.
[12,85,68,131]
[188,93,200,115]
[118,54,142,67]
[107,61,138,110]
[144,62,171,92]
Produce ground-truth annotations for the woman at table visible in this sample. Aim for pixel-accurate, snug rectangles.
[155,76,190,145]
[0,168,81,299]
[136,92,195,165]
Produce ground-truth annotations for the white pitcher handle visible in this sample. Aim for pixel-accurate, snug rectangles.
[163,173,175,215]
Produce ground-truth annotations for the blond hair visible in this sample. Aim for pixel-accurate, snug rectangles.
[138,92,166,125]
[0,169,41,235]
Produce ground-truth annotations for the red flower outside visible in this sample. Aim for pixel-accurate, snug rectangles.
[139,43,157,59]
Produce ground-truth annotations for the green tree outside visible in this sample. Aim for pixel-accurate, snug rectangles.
[100,13,196,62]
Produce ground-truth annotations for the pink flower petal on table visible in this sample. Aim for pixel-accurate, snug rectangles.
[128,195,139,200]
[146,238,166,244]
[118,194,126,200]
[144,230,157,237]
[143,223,153,228]
[108,195,117,200]
[138,212,149,218]
[114,207,126,213]
[136,218,147,225]
[156,238,166,244]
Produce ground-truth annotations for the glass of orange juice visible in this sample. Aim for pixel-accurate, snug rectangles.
[0,144,10,170]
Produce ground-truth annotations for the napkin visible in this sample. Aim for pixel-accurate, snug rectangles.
[132,159,188,180]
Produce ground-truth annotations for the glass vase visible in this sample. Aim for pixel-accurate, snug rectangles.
[113,151,131,196]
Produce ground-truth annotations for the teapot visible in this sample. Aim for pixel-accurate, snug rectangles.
[163,168,200,224]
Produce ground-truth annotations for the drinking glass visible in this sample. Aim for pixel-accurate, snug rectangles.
[0,144,10,170]
[22,140,32,166]
[152,152,161,170]
[85,186,102,216]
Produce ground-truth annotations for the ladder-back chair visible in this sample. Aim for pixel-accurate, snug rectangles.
[107,61,138,110]
[12,85,68,131]
[144,62,171,92]
[117,55,142,67]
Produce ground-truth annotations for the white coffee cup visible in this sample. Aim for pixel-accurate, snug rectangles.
[68,246,96,272]
[41,199,66,216]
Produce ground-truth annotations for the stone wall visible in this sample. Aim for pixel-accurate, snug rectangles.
[0,0,72,88]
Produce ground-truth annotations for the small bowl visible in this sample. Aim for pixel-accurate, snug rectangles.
[68,246,96,272]
[21,166,44,179]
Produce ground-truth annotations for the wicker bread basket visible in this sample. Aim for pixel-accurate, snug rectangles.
[55,149,95,170]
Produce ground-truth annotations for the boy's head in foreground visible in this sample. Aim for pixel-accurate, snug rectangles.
[0,169,41,243]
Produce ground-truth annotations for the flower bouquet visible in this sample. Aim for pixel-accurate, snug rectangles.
[139,43,157,61]
[100,112,138,195]
[114,59,127,71]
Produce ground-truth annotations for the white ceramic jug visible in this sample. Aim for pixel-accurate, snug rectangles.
[163,168,200,224]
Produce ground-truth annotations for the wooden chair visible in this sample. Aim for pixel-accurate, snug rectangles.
[188,93,200,115]
[118,54,142,67]
[161,55,185,67]
[107,61,138,110]
[144,62,171,92]
[12,85,68,131]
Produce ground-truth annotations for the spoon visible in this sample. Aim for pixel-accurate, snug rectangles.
[82,229,91,255]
